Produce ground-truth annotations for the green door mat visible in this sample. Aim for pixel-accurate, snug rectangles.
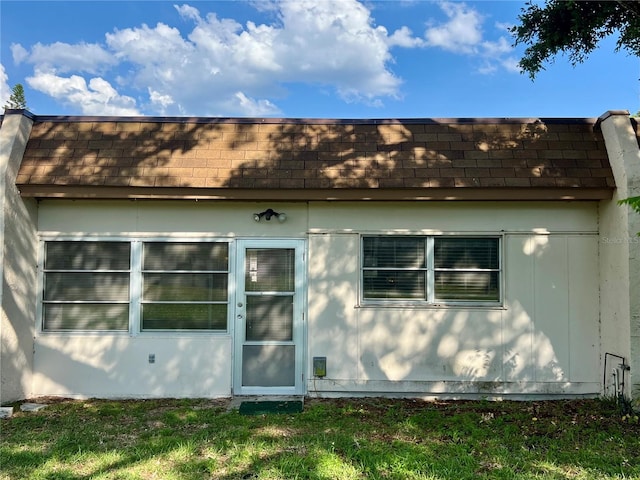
[239,400,303,415]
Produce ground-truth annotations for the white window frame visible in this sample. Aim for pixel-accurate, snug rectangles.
[138,240,232,333]
[38,238,132,334]
[360,234,503,307]
[38,236,234,335]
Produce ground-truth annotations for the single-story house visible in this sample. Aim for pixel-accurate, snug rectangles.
[1,109,638,403]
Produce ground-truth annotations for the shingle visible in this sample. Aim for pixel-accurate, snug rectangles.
[16,117,615,196]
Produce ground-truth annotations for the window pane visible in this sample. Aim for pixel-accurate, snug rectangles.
[363,270,425,299]
[142,304,227,330]
[435,271,500,301]
[246,295,293,341]
[45,272,129,301]
[144,243,228,271]
[434,238,498,269]
[245,248,294,292]
[45,242,130,270]
[242,345,295,387]
[363,237,425,268]
[43,304,129,331]
[143,273,227,301]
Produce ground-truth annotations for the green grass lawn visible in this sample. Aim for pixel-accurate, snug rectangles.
[1,397,639,479]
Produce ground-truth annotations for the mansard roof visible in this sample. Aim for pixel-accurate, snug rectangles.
[16,115,615,201]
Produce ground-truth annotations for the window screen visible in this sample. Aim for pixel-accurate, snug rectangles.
[42,241,131,331]
[141,242,229,331]
[362,236,500,304]
[434,238,500,301]
[362,237,427,299]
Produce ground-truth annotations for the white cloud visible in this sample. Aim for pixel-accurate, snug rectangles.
[424,2,517,75]
[424,2,483,54]
[500,57,522,74]
[16,42,116,74]
[174,4,200,23]
[148,88,175,112]
[387,26,425,48]
[26,70,140,115]
[0,64,11,107]
[11,0,517,115]
[481,37,512,57]
[16,0,417,116]
[107,23,194,68]
[229,91,280,117]
[11,44,29,64]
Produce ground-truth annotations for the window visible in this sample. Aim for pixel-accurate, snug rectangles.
[42,241,131,331]
[433,238,500,301]
[362,236,500,304]
[141,242,229,331]
[41,240,230,333]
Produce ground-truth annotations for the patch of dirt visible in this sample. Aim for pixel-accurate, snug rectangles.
[22,396,79,405]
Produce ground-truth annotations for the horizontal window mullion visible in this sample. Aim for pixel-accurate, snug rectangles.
[43,300,130,304]
[141,300,228,305]
[362,267,428,271]
[434,268,500,272]
[44,269,131,273]
[244,291,294,296]
[142,270,228,274]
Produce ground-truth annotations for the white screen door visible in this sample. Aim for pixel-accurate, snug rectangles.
[233,239,305,395]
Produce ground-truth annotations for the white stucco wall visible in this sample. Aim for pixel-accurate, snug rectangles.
[33,200,308,399]
[599,112,640,397]
[32,199,602,399]
[307,202,601,398]
[0,112,37,404]
[32,336,232,398]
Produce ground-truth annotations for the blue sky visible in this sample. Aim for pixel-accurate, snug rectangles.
[1,0,638,119]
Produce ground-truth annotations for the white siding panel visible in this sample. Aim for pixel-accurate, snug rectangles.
[533,236,570,382]
[503,235,535,382]
[38,200,309,237]
[307,234,359,381]
[309,202,598,233]
[39,201,139,232]
[567,236,600,382]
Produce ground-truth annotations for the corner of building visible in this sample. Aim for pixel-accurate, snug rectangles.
[0,110,38,404]
[598,110,640,399]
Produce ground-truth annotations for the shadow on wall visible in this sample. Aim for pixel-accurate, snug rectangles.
[32,336,232,398]
[306,226,597,394]
[1,189,37,403]
[356,303,567,385]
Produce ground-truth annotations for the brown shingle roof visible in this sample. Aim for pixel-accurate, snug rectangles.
[16,116,615,200]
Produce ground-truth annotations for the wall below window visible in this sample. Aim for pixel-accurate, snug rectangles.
[33,335,232,398]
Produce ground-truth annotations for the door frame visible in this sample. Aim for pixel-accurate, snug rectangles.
[232,238,306,396]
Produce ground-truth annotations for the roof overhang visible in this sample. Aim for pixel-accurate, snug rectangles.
[17,185,613,201]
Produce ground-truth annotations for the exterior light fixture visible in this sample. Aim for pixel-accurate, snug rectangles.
[253,208,286,222]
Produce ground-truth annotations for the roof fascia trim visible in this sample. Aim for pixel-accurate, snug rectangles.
[18,186,613,201]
